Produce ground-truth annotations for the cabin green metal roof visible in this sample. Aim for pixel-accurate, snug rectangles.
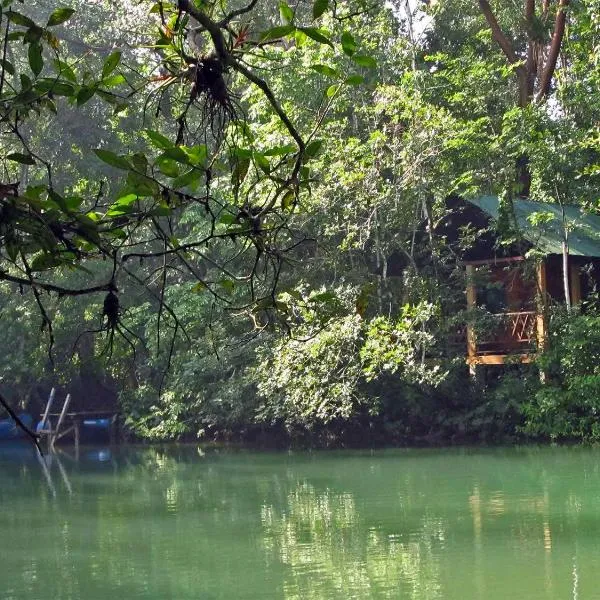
[468,196,600,257]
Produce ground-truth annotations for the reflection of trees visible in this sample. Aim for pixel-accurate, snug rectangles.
[260,481,443,600]
[5,446,600,599]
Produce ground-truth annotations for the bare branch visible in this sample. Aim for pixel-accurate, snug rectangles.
[220,0,260,26]
[0,271,113,296]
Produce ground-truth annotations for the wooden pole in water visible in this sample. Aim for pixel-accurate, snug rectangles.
[40,387,55,431]
[51,393,71,452]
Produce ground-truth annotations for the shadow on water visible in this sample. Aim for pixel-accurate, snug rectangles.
[0,444,598,600]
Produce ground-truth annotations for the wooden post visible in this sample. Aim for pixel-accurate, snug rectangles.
[536,261,548,351]
[569,263,582,307]
[51,393,71,452]
[74,421,80,456]
[466,264,477,372]
[40,388,55,432]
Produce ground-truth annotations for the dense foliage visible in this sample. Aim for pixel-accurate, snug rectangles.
[3,0,600,445]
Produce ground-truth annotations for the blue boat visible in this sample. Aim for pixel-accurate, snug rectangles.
[0,413,33,440]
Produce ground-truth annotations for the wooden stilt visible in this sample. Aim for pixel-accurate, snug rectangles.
[74,421,80,456]
[50,393,71,452]
[39,388,55,432]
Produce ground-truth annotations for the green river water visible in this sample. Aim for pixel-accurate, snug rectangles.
[1,444,600,599]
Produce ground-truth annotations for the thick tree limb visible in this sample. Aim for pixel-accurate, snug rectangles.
[479,0,520,64]
[177,0,229,60]
[524,0,537,100]
[479,0,529,106]
[536,0,570,101]
[0,390,43,455]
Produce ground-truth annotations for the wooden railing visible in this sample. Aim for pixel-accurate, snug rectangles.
[470,310,537,356]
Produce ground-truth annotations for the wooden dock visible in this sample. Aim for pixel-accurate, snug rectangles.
[38,389,118,452]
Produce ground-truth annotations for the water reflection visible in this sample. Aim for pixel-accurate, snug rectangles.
[2,446,600,599]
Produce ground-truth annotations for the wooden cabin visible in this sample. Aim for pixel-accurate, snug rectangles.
[451,196,600,368]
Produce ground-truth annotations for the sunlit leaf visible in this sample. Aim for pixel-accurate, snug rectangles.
[47,8,76,27]
[145,129,174,150]
[279,2,294,24]
[93,149,131,170]
[352,54,377,68]
[341,31,357,56]
[311,64,338,77]
[102,50,121,78]
[299,27,333,47]
[260,25,295,41]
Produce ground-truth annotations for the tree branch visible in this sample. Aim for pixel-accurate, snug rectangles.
[0,271,113,296]
[524,0,537,100]
[479,0,520,64]
[220,0,260,26]
[536,0,570,101]
[0,390,43,455]
[177,0,229,60]
[479,0,529,106]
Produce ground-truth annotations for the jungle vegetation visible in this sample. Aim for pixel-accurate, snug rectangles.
[2,0,600,445]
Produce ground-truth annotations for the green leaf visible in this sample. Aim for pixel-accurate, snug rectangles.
[47,8,76,27]
[184,144,207,166]
[101,73,125,88]
[219,213,236,225]
[145,129,174,150]
[310,64,338,77]
[253,151,270,173]
[28,42,43,76]
[44,81,75,96]
[156,157,180,177]
[304,139,323,158]
[219,279,235,294]
[326,84,339,97]
[294,30,308,46]
[260,25,295,41]
[6,152,35,165]
[76,86,96,105]
[279,1,294,24]
[6,11,35,28]
[344,75,364,85]
[64,195,84,210]
[93,149,131,170]
[52,59,76,82]
[114,193,138,207]
[263,144,297,156]
[352,54,377,68]
[102,50,121,78]
[161,146,190,164]
[172,168,203,188]
[0,59,14,75]
[299,27,333,47]
[231,157,250,187]
[19,74,32,90]
[281,189,295,210]
[30,253,62,272]
[312,0,328,20]
[341,31,357,56]
[24,26,43,44]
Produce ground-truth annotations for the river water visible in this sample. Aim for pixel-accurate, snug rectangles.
[1,444,599,599]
